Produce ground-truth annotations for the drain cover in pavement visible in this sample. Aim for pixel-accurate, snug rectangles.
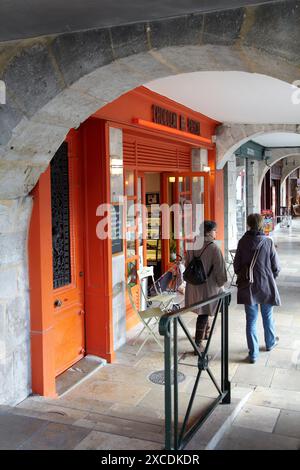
[148,370,186,385]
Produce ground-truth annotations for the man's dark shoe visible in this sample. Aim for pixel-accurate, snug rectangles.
[248,356,256,364]
[266,336,279,351]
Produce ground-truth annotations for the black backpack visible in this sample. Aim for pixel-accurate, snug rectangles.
[183,242,214,286]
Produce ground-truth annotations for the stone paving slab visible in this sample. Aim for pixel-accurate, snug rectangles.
[183,376,221,399]
[274,410,300,439]
[134,353,165,371]
[248,386,300,413]
[108,403,164,425]
[68,378,152,406]
[18,422,91,450]
[266,348,297,370]
[232,364,276,388]
[0,405,13,414]
[13,402,89,425]
[94,363,161,385]
[272,313,294,327]
[272,326,300,349]
[0,414,48,450]
[46,396,116,415]
[270,368,300,392]
[216,425,300,450]
[138,387,215,420]
[74,430,162,450]
[292,317,300,328]
[73,412,164,444]
[232,403,280,433]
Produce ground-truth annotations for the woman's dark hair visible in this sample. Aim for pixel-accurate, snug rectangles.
[247,213,264,231]
[203,220,217,236]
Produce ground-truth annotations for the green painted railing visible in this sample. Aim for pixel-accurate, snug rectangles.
[159,290,232,450]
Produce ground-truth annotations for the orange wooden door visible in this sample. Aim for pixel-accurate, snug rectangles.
[50,137,85,376]
[124,168,140,329]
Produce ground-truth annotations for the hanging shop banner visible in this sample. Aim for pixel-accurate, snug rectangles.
[261,210,274,236]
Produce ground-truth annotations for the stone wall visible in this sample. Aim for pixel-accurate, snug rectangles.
[224,155,238,257]
[112,254,126,350]
[109,127,127,350]
[247,160,261,214]
[0,197,32,404]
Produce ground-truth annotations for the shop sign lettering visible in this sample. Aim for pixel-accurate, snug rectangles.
[152,105,200,136]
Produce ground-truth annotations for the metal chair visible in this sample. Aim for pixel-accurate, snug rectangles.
[137,266,177,311]
[127,284,165,355]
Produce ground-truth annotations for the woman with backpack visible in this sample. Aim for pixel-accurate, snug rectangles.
[184,220,227,354]
[234,213,281,363]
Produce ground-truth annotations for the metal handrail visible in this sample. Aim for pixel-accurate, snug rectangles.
[159,289,232,450]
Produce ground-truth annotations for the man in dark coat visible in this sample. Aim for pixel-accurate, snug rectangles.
[234,213,281,363]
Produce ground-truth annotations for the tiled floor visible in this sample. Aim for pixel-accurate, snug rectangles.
[217,218,300,449]
[1,219,300,449]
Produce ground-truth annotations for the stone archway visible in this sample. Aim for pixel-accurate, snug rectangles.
[258,150,300,189]
[222,140,300,255]
[216,126,300,170]
[281,159,300,184]
[1,0,300,404]
[1,1,300,200]
[280,158,300,208]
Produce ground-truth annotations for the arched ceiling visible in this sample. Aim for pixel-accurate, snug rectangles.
[146,71,300,124]
[252,132,300,147]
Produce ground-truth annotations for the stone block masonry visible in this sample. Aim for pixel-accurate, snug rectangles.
[0,197,32,404]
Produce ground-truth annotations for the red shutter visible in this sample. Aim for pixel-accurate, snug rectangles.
[123,137,136,166]
[123,133,191,170]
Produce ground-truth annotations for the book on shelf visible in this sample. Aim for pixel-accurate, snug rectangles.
[146,203,161,262]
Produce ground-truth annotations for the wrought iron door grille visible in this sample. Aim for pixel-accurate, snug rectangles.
[51,141,71,289]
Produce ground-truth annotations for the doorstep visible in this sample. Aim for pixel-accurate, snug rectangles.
[56,355,106,397]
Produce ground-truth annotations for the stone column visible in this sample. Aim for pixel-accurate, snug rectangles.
[247,160,260,214]
[109,127,126,350]
[224,155,238,258]
[0,197,32,405]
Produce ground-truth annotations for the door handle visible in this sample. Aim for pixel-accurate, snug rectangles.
[54,299,63,308]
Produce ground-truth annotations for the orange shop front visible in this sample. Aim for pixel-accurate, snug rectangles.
[28,86,224,397]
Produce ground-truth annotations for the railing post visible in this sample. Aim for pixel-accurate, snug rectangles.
[221,295,231,404]
[164,319,173,450]
[173,318,178,450]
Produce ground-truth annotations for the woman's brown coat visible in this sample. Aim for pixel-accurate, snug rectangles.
[184,235,227,316]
